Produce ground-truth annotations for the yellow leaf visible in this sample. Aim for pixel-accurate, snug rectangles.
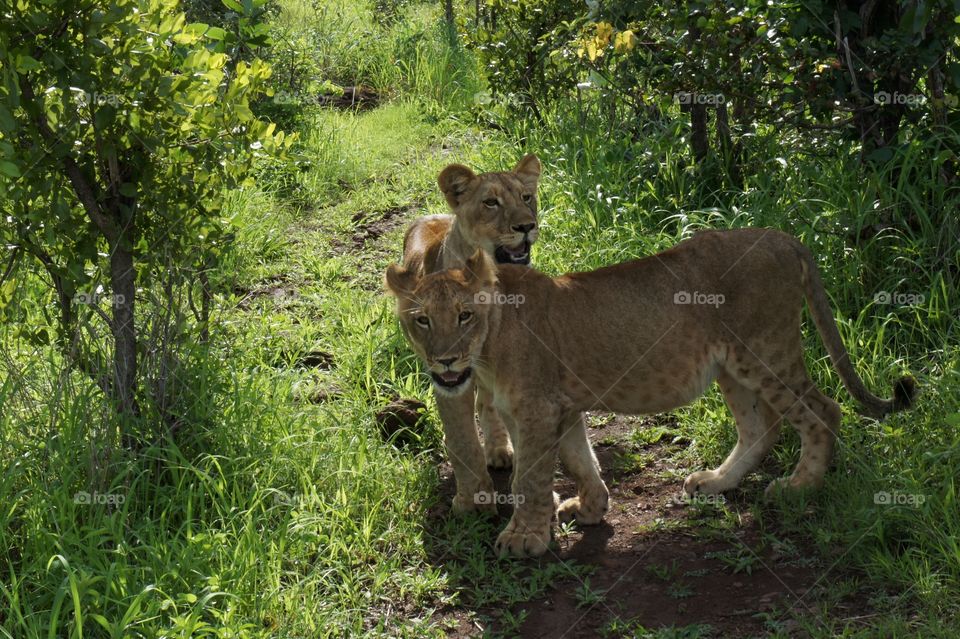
[614,29,637,52]
[586,40,600,62]
[595,21,613,47]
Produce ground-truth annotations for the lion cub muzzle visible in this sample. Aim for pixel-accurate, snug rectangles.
[495,225,537,265]
[429,357,474,396]
[494,238,532,265]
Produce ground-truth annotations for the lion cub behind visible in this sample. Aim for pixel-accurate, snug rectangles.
[386,228,915,558]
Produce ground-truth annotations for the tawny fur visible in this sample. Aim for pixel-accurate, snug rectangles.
[395,155,541,514]
[386,228,916,558]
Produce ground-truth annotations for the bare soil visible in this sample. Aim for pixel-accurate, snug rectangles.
[429,414,868,638]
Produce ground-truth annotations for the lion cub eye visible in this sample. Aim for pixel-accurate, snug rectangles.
[415,316,430,328]
[458,311,473,324]
[521,193,533,203]
[483,198,499,208]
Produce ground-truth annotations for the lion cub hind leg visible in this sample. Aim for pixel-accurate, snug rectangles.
[477,388,514,469]
[557,411,609,525]
[726,352,840,497]
[684,371,782,497]
[759,375,840,497]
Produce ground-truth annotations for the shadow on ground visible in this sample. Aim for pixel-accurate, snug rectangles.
[423,414,868,638]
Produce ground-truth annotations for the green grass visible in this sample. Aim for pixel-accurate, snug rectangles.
[2,0,960,636]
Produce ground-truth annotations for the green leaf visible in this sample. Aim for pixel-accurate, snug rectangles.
[233,103,253,121]
[2,69,20,108]
[15,55,43,72]
[94,105,118,130]
[222,0,244,11]
[0,277,16,308]
[0,161,21,178]
[205,26,227,41]
[0,105,16,132]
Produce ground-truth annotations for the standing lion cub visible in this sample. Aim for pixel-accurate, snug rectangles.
[398,155,543,515]
[386,228,915,558]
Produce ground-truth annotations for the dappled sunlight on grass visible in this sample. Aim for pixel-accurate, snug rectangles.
[2,0,958,636]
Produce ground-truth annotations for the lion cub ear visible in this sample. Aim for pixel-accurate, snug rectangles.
[513,154,541,188]
[384,264,418,297]
[464,248,497,289]
[437,163,477,208]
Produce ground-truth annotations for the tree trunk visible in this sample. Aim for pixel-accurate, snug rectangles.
[690,102,709,163]
[926,63,947,129]
[445,0,455,43]
[684,14,709,164]
[199,266,211,344]
[110,237,138,421]
[19,69,141,436]
[715,101,742,186]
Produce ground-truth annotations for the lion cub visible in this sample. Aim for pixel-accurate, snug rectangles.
[398,155,541,514]
[386,228,914,558]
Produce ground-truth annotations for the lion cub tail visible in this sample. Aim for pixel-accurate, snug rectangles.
[796,242,916,419]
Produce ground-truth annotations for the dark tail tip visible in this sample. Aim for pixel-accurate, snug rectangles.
[892,375,917,412]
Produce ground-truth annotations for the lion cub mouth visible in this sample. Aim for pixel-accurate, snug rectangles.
[495,240,531,265]
[431,368,473,389]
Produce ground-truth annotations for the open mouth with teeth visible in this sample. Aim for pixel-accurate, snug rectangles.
[431,367,473,389]
[494,240,531,265]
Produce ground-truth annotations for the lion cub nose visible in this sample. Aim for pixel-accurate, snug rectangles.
[436,357,457,367]
[512,223,536,234]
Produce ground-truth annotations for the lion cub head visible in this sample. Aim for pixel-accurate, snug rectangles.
[386,250,497,397]
[438,154,541,265]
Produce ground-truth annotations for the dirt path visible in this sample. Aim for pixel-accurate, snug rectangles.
[426,415,873,638]
[513,418,815,638]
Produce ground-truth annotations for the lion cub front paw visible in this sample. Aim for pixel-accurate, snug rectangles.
[494,521,551,558]
[683,469,735,497]
[557,494,609,526]
[484,444,514,470]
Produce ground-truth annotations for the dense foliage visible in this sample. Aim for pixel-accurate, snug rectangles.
[0,0,290,443]
[0,0,958,636]
[470,0,959,168]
